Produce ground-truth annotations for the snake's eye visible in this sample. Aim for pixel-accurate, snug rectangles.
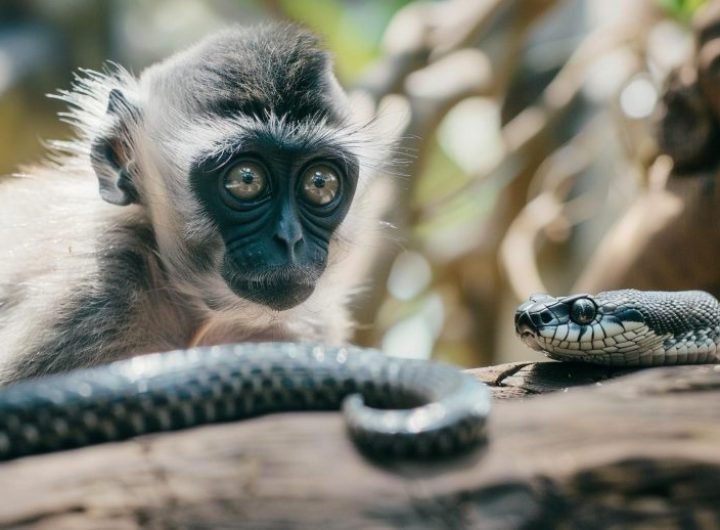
[224,161,268,201]
[570,298,596,325]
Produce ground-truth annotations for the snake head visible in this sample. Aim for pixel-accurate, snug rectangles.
[515,293,595,351]
[514,291,654,360]
[516,289,720,365]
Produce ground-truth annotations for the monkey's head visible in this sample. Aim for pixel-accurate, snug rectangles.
[73,25,380,314]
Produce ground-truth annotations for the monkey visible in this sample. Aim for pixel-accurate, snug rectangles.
[0,24,388,385]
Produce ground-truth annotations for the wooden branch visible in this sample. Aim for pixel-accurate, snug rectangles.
[499,117,605,299]
[576,1,720,300]
[695,0,720,117]
[575,162,720,296]
[350,0,564,347]
[421,21,640,220]
[2,363,719,529]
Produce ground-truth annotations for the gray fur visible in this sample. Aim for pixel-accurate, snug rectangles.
[0,24,387,385]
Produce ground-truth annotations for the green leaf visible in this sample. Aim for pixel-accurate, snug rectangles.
[658,0,708,23]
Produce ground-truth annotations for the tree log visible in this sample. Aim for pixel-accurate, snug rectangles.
[1,362,719,529]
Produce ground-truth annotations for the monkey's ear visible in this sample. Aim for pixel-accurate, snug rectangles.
[90,88,141,206]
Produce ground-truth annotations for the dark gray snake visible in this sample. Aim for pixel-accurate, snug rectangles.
[0,342,491,461]
[515,289,720,366]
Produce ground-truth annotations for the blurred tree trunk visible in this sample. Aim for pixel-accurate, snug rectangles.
[577,0,720,296]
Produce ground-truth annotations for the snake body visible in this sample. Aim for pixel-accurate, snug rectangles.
[10,288,712,461]
[515,289,720,366]
[0,342,490,461]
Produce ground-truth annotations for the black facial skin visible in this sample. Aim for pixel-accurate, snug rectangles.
[190,135,359,311]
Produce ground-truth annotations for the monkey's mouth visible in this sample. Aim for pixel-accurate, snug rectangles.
[221,259,321,311]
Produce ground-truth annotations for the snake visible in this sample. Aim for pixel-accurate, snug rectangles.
[0,342,491,461]
[515,289,720,366]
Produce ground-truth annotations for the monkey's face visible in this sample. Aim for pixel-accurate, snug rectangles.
[87,25,377,314]
[190,133,358,311]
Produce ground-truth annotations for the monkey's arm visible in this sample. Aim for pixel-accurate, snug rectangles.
[0,219,192,384]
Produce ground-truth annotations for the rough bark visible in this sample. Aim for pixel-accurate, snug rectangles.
[2,362,719,529]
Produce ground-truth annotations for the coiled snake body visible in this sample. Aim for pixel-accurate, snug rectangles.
[8,289,712,462]
[515,289,720,366]
[0,343,490,461]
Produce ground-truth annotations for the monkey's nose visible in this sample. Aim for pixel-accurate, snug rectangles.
[274,234,304,264]
[274,229,303,249]
[275,223,303,262]
[274,212,304,259]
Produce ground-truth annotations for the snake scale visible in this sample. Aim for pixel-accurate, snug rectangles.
[515,289,720,366]
[3,289,717,462]
[0,342,490,461]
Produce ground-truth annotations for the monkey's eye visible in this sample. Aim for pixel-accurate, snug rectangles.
[224,161,268,200]
[301,165,340,206]
[570,298,597,325]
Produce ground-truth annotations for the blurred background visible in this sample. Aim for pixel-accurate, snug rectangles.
[0,0,708,367]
